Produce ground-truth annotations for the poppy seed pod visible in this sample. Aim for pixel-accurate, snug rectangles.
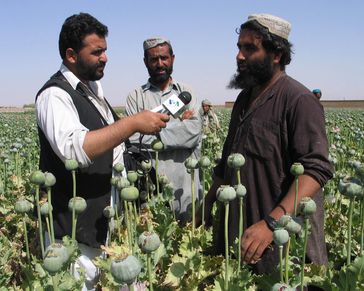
[299,197,317,216]
[184,157,199,170]
[43,251,64,275]
[30,170,45,185]
[127,171,138,184]
[227,153,245,169]
[234,184,247,199]
[116,177,130,190]
[15,199,32,214]
[151,139,164,151]
[45,243,70,265]
[103,206,115,219]
[40,202,52,216]
[285,217,302,234]
[141,159,152,172]
[199,156,211,169]
[110,255,142,285]
[290,162,304,176]
[110,177,119,186]
[113,162,125,173]
[68,197,87,214]
[64,159,78,171]
[216,185,236,203]
[44,172,56,188]
[339,177,363,198]
[271,282,295,291]
[273,228,289,246]
[277,214,292,228]
[138,231,161,253]
[120,186,139,202]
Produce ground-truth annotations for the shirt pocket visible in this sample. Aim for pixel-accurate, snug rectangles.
[245,118,280,161]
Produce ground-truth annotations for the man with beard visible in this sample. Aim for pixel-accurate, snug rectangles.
[126,37,202,222]
[198,14,333,280]
[36,14,169,289]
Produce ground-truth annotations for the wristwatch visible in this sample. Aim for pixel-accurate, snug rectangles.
[263,215,278,231]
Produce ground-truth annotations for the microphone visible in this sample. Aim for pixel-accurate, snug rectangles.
[151,91,192,118]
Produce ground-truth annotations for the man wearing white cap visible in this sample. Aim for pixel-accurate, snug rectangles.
[199,99,221,135]
[199,14,333,277]
[126,37,202,222]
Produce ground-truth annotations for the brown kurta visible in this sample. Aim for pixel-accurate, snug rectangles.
[214,73,333,274]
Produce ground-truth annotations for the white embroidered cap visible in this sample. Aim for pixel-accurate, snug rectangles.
[143,36,171,51]
[247,14,291,40]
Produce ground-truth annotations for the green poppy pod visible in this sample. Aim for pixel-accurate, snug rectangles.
[68,197,87,214]
[40,202,52,216]
[227,153,245,169]
[285,217,302,234]
[30,170,45,185]
[158,174,169,186]
[64,159,78,171]
[290,162,304,176]
[216,185,236,203]
[234,184,247,199]
[110,255,142,285]
[44,172,56,188]
[277,214,291,228]
[136,169,144,177]
[110,177,119,186]
[45,243,70,265]
[113,162,124,173]
[116,177,130,190]
[151,139,164,152]
[141,160,152,172]
[199,156,211,169]
[271,282,295,291]
[346,182,363,198]
[43,251,64,275]
[120,186,139,202]
[184,157,199,170]
[15,199,32,214]
[103,206,115,219]
[273,228,289,246]
[138,231,161,253]
[339,176,363,198]
[299,197,317,216]
[127,171,138,184]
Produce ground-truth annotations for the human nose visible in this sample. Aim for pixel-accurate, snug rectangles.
[237,50,245,62]
[100,51,107,63]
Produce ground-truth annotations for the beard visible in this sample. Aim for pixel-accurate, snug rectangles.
[228,54,274,90]
[147,64,173,85]
[76,57,106,81]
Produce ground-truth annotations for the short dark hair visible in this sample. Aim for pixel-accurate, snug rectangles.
[239,20,293,69]
[58,12,108,59]
[144,42,174,60]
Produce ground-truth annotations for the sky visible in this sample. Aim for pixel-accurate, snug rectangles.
[1,0,363,107]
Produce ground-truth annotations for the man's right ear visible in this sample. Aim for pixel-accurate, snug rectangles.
[65,48,77,64]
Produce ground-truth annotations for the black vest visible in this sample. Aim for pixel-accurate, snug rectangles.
[36,71,119,247]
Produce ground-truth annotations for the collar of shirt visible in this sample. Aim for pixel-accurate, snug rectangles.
[143,79,180,95]
[60,64,105,101]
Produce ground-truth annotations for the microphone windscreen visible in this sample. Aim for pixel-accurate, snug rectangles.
[179,91,192,105]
